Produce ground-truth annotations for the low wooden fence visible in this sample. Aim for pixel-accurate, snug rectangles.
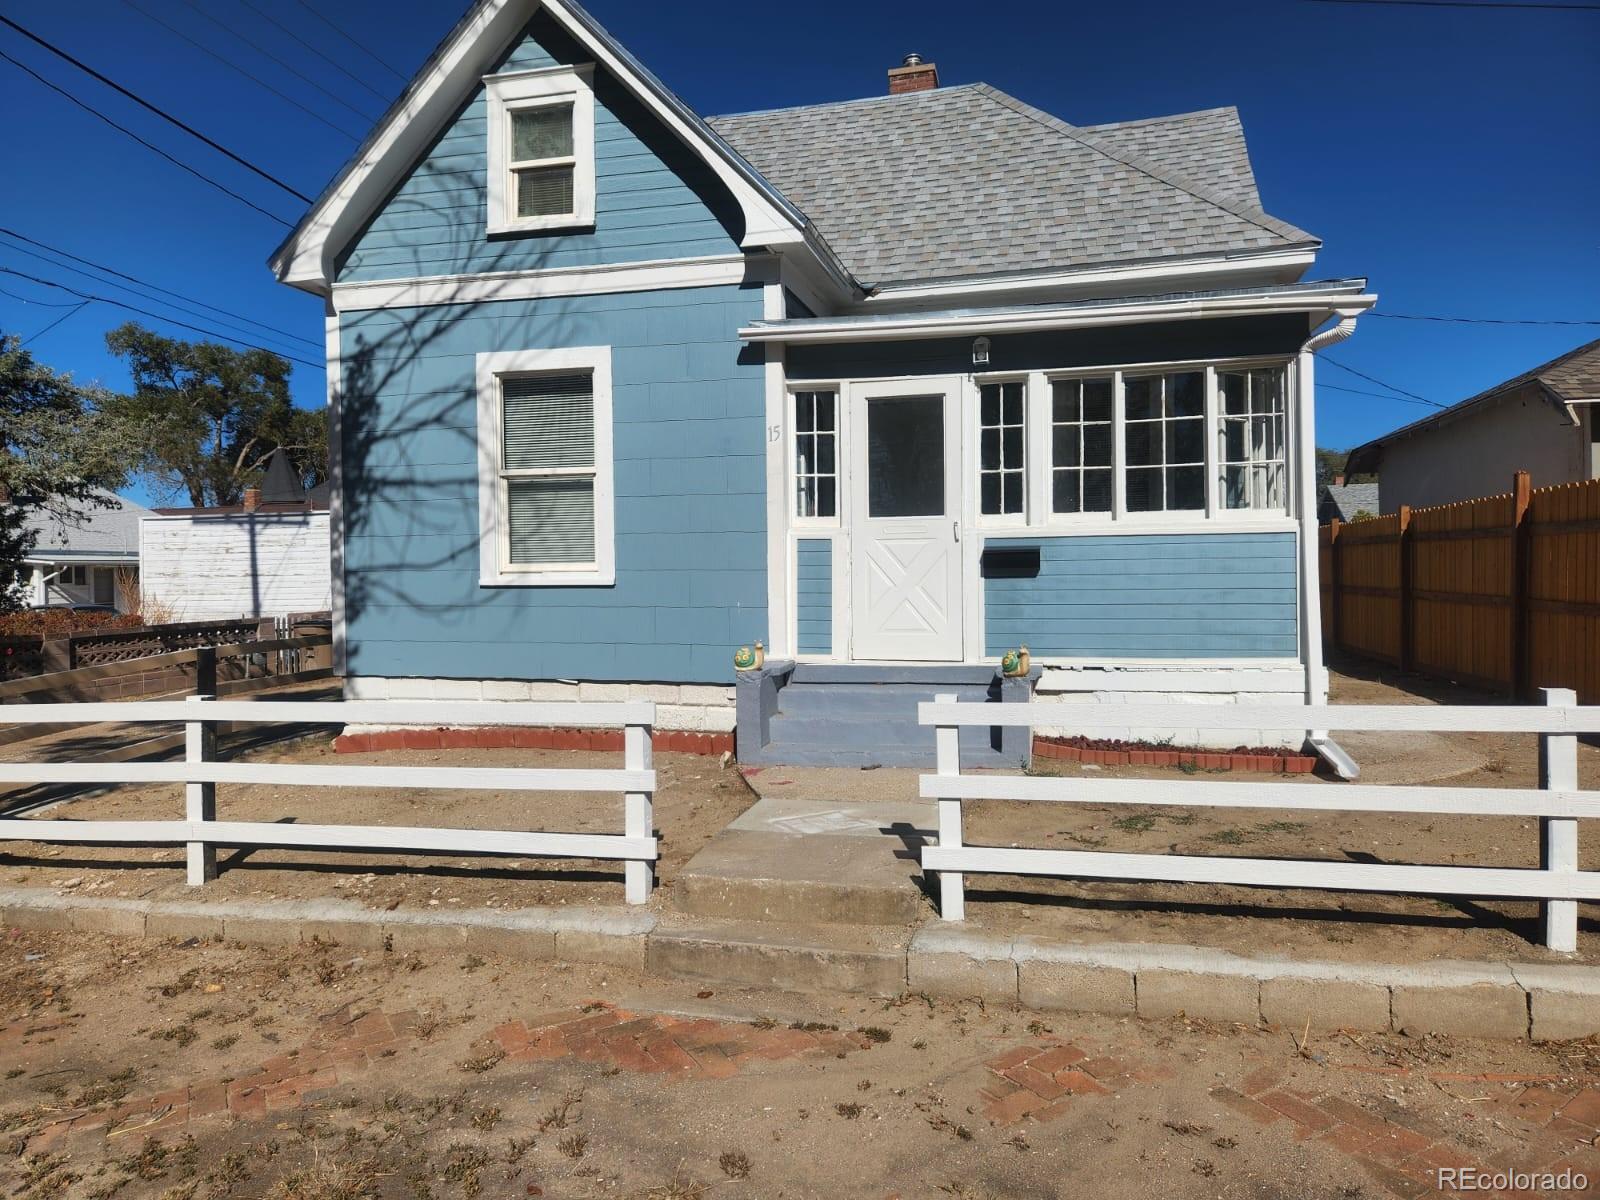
[1320,472,1600,700]
[919,692,1594,951]
[0,699,658,904]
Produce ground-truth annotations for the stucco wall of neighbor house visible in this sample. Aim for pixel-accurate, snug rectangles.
[140,514,332,620]
[1375,387,1584,513]
[335,10,744,285]
[338,283,768,685]
[983,532,1299,659]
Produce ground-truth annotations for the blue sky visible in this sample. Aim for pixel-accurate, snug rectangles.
[2,0,1596,506]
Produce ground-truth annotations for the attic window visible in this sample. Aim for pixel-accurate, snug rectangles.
[485,66,595,234]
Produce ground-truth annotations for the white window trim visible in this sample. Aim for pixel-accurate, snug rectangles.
[788,384,842,530]
[476,346,615,587]
[484,64,596,236]
[974,373,1030,528]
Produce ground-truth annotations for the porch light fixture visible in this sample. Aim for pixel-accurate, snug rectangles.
[972,336,991,366]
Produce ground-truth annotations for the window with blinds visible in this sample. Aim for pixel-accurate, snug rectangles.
[500,373,597,566]
[509,103,576,219]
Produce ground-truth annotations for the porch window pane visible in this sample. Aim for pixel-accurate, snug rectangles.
[978,381,1025,516]
[794,390,838,519]
[1051,377,1112,515]
[1217,367,1287,510]
[1123,371,1205,512]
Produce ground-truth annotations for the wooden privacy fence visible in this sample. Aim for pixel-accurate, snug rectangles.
[0,699,659,904]
[919,692,1594,951]
[1320,472,1600,700]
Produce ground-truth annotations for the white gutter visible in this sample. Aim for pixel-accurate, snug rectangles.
[739,290,1377,344]
[1296,308,1370,781]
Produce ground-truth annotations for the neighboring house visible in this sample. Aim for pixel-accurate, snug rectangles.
[1317,479,1379,524]
[140,451,333,621]
[1345,338,1600,514]
[268,0,1375,758]
[18,490,148,611]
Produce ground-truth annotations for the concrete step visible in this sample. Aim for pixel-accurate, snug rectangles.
[772,685,996,718]
[787,663,1001,686]
[647,915,911,997]
[675,830,928,925]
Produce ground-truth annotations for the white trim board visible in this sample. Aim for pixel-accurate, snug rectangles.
[484,63,596,235]
[331,253,750,312]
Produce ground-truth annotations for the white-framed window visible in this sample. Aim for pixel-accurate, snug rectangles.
[978,379,1026,516]
[475,347,614,587]
[62,565,87,587]
[793,389,838,521]
[1218,367,1287,510]
[1043,360,1293,523]
[1050,376,1113,515]
[1123,370,1206,513]
[484,65,596,235]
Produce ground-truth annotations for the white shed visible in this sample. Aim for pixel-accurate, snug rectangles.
[140,507,332,620]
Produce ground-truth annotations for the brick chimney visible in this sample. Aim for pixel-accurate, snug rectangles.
[1333,474,1346,487]
[242,486,262,513]
[888,53,939,95]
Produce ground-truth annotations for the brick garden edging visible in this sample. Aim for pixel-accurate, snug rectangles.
[4,888,1597,1043]
[1033,736,1318,773]
[332,726,735,756]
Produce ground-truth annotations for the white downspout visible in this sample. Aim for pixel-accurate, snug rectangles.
[1297,312,1362,779]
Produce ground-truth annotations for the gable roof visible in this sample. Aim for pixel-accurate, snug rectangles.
[1319,481,1380,523]
[21,491,148,559]
[269,0,828,294]
[708,85,1317,289]
[1345,338,1600,474]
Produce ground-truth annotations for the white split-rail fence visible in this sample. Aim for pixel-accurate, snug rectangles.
[0,699,659,904]
[919,688,1595,951]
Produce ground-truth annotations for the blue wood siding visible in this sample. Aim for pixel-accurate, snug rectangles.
[795,538,832,655]
[336,10,743,283]
[338,283,767,683]
[984,532,1299,658]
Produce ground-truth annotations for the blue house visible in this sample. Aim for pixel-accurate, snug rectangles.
[271,0,1374,765]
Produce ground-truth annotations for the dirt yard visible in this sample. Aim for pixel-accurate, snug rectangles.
[956,657,1600,964]
[0,743,755,912]
[3,927,1598,1200]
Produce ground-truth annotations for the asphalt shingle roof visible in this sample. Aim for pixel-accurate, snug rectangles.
[708,84,1316,289]
[21,490,148,558]
[1320,482,1380,522]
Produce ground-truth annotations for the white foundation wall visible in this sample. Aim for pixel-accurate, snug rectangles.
[341,676,737,732]
[1031,663,1312,750]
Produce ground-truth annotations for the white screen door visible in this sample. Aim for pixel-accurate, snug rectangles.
[848,379,963,661]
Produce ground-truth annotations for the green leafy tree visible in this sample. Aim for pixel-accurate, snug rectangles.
[0,334,130,611]
[105,323,326,507]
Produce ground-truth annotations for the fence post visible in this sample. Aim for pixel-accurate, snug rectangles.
[1396,504,1414,672]
[185,693,217,886]
[1538,687,1578,952]
[933,692,965,921]
[623,716,654,905]
[1511,471,1532,700]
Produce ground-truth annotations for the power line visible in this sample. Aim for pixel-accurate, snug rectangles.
[0,14,315,204]
[290,0,409,83]
[1370,312,1600,327]
[0,239,318,358]
[0,48,295,227]
[1320,382,1448,408]
[23,301,93,346]
[118,0,364,142]
[175,0,382,125]
[1305,0,1600,9]
[237,0,393,105]
[0,227,321,350]
[1322,356,1446,408]
[0,267,324,371]
[0,284,86,308]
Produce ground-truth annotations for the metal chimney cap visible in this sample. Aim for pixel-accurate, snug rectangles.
[901,52,924,66]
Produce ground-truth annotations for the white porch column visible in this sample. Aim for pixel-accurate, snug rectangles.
[1295,350,1326,706]
[30,565,46,607]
